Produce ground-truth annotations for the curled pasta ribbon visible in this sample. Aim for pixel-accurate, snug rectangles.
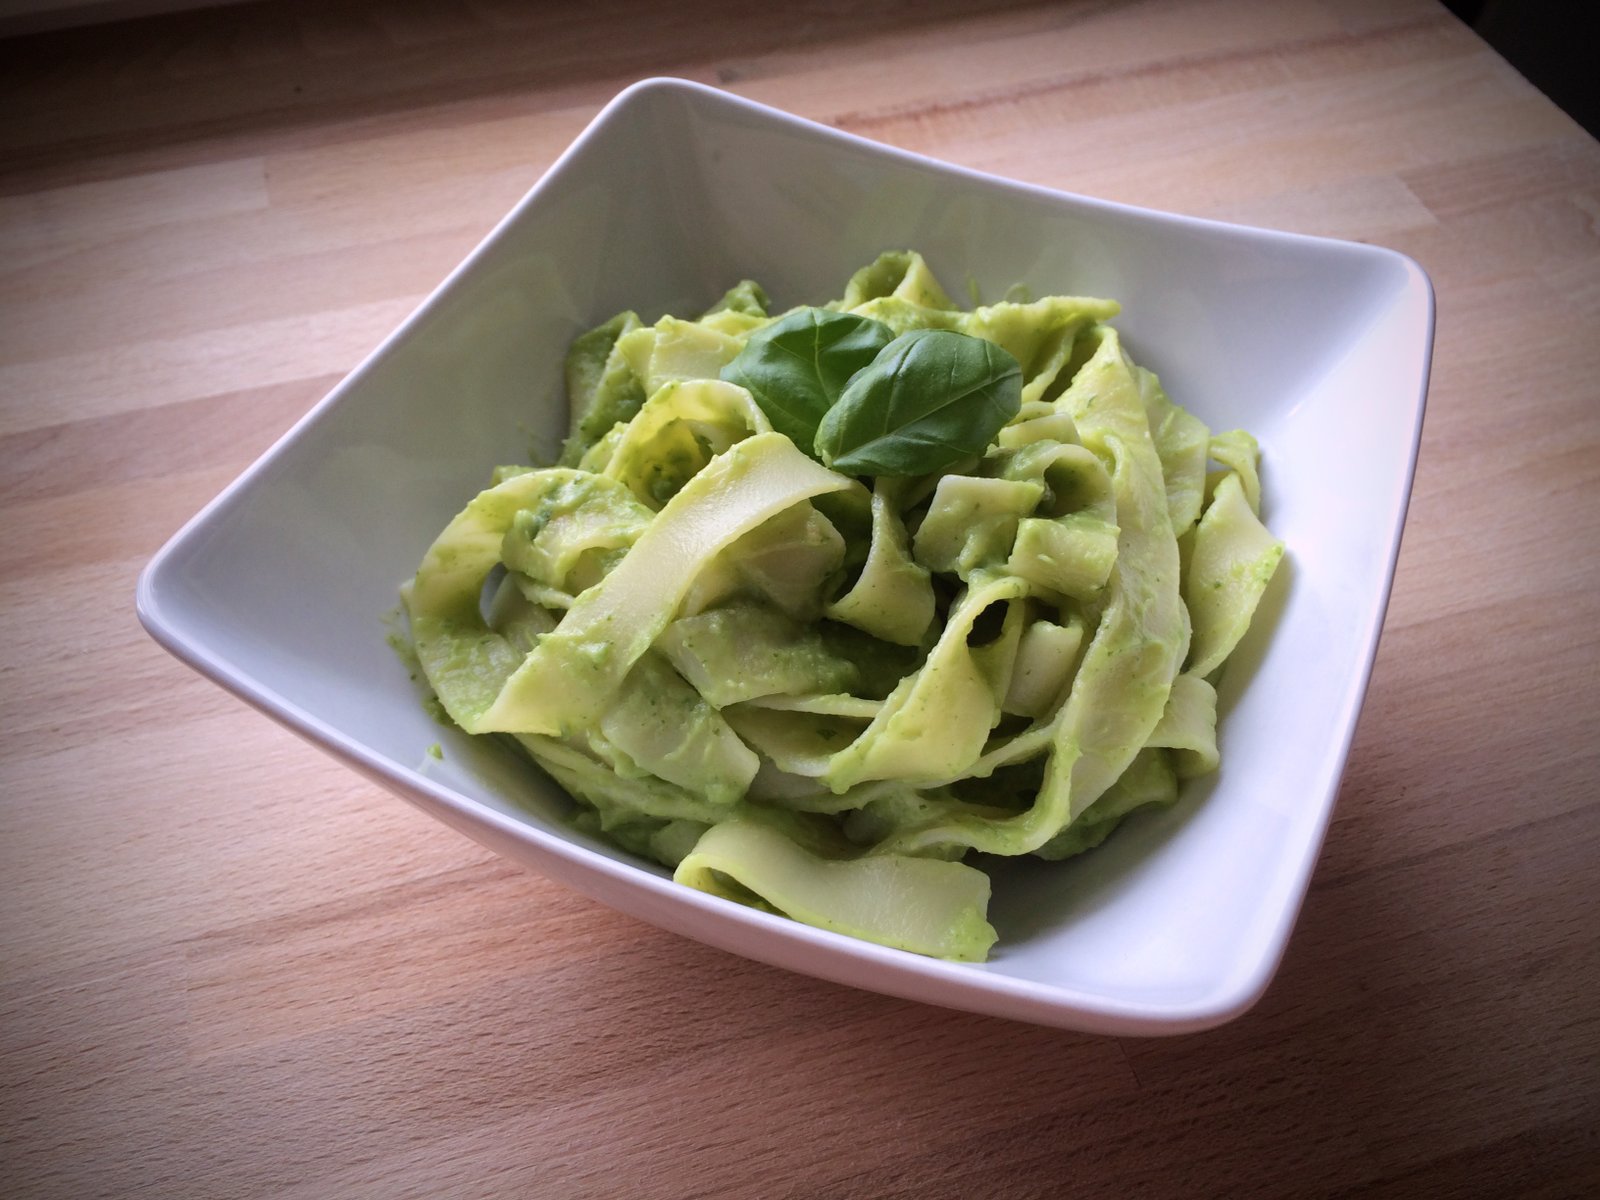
[673,815,997,961]
[675,484,866,622]
[604,378,771,508]
[1136,366,1210,535]
[993,439,1121,601]
[657,603,858,708]
[825,479,935,647]
[407,253,1286,963]
[1033,748,1179,860]
[411,432,851,737]
[498,471,651,609]
[616,314,745,398]
[873,329,1188,858]
[912,475,1043,580]
[825,572,1031,792]
[1147,673,1219,778]
[1185,471,1284,677]
[963,294,1119,394]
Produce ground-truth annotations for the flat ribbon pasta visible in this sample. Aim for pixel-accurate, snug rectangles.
[413,431,850,737]
[1185,471,1284,677]
[673,815,997,961]
[406,253,1284,964]
[873,329,1188,857]
[825,479,935,646]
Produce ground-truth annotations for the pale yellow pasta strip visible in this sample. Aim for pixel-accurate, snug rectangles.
[1147,672,1220,778]
[874,329,1187,857]
[824,479,935,647]
[674,817,997,961]
[824,572,1027,791]
[476,432,851,734]
[1185,471,1284,677]
[603,378,771,508]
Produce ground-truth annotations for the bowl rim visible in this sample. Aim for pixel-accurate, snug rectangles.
[136,76,1434,1035]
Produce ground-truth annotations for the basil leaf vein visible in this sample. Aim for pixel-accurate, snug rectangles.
[720,307,893,450]
[814,329,1023,476]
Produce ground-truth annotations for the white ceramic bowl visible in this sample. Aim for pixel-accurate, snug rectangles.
[138,78,1432,1035]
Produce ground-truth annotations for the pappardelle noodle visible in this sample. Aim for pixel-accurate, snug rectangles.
[405,251,1284,962]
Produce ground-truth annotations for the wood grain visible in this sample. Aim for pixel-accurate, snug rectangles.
[3,1,1598,1196]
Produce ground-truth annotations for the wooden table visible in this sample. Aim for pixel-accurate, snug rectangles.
[4,1,1597,1195]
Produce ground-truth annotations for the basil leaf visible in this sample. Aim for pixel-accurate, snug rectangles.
[720,307,894,450]
[814,329,1023,476]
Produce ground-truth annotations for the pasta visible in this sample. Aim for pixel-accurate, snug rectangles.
[405,252,1283,961]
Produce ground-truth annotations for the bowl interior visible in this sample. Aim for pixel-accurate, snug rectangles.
[140,79,1430,1027]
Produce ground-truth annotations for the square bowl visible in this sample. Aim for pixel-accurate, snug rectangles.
[137,77,1431,1035]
